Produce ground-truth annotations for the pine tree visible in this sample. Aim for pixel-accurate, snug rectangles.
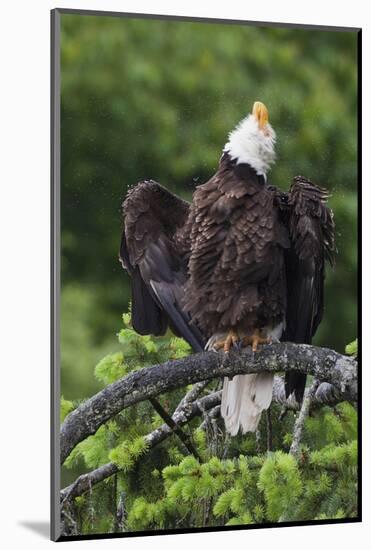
[61,312,358,535]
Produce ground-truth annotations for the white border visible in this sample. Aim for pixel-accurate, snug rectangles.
[0,1,368,548]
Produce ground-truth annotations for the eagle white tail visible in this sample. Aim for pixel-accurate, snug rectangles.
[207,324,283,435]
[221,373,274,435]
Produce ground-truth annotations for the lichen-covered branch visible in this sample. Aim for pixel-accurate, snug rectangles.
[272,377,352,409]
[60,373,353,504]
[289,378,321,456]
[200,377,348,427]
[60,343,357,464]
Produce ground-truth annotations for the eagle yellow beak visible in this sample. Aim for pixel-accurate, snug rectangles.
[252,101,269,129]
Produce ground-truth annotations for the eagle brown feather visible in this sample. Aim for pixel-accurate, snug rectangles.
[184,153,289,336]
[120,137,334,434]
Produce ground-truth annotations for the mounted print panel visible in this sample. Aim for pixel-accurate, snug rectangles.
[51,8,360,542]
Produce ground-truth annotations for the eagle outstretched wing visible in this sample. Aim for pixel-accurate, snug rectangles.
[120,102,336,436]
[273,176,335,402]
[120,180,205,352]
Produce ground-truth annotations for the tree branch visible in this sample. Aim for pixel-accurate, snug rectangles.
[199,377,348,427]
[60,343,357,464]
[60,374,354,503]
[272,377,353,410]
[148,397,202,460]
[290,379,321,456]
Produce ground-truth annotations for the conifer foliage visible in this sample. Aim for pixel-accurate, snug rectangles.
[61,312,358,535]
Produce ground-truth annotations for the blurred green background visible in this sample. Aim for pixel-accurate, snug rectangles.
[60,14,358,401]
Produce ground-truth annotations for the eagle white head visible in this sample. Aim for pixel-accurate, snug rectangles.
[223,101,276,177]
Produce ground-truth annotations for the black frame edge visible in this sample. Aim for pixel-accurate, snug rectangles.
[57,517,361,542]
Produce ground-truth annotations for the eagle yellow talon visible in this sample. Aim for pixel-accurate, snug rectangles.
[241,331,271,352]
[214,330,238,353]
[223,330,238,353]
[213,340,225,351]
[214,329,271,353]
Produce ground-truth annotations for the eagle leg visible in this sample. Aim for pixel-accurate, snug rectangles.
[242,330,271,352]
[214,330,239,353]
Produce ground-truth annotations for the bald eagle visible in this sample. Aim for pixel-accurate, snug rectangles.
[120,101,335,435]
